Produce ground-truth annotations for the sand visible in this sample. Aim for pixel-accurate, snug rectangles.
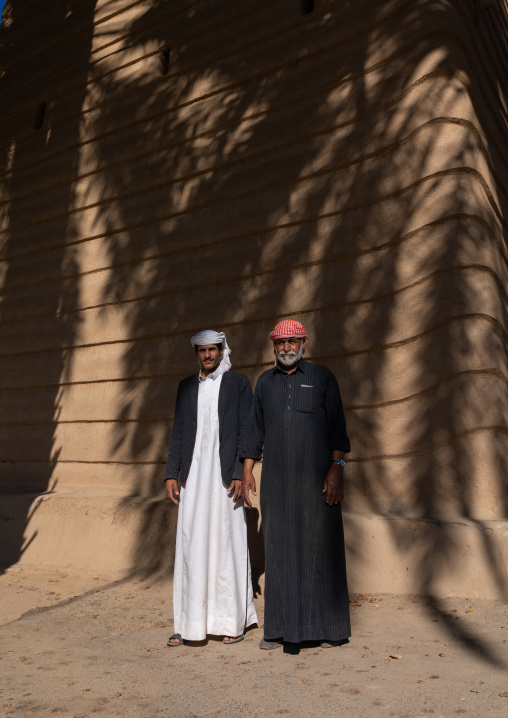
[1,566,507,717]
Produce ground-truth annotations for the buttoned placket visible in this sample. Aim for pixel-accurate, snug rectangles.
[272,364,304,412]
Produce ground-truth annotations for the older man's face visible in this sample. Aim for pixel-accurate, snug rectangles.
[274,337,306,368]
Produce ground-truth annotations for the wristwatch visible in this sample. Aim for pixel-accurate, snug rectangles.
[332,459,346,467]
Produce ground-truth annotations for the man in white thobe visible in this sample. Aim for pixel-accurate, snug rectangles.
[164,330,257,645]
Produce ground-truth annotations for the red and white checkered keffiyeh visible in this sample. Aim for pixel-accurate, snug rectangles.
[269,320,308,342]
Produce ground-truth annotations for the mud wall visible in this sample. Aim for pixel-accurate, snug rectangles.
[1,0,507,597]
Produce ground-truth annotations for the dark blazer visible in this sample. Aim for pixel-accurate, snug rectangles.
[164,371,253,484]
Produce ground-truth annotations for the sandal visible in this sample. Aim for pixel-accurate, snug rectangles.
[167,633,183,647]
[320,638,349,648]
[223,635,244,644]
[259,637,283,650]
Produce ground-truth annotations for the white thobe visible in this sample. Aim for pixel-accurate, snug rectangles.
[173,369,257,640]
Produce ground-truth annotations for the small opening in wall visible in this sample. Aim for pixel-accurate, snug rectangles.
[300,0,314,15]
[159,46,171,76]
[34,101,47,130]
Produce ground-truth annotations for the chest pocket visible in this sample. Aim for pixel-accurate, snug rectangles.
[295,385,317,413]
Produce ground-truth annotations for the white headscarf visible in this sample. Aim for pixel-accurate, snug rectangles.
[190,329,232,374]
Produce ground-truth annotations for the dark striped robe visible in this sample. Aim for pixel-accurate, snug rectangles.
[244,359,351,643]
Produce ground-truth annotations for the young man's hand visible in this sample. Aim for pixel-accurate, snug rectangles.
[165,479,179,504]
[227,480,242,502]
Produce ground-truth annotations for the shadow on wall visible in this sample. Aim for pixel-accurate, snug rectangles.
[0,0,99,573]
[1,0,507,661]
[91,0,508,595]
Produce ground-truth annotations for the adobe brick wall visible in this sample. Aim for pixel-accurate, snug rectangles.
[1,0,507,597]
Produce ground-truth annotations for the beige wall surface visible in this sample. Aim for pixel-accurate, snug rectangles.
[1,0,507,597]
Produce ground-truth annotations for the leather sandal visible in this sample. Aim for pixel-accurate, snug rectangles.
[259,637,283,650]
[223,635,244,644]
[167,633,183,647]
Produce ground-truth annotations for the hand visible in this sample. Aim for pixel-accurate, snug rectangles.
[165,479,179,505]
[322,464,344,505]
[242,466,257,508]
[227,480,242,502]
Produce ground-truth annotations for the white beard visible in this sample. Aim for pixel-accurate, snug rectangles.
[276,344,304,369]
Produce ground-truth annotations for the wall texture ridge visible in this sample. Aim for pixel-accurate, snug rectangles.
[1,0,507,600]
[5,114,508,221]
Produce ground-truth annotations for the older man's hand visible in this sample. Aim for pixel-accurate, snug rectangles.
[242,460,257,508]
[322,464,344,505]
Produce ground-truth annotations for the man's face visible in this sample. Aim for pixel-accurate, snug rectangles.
[274,337,306,369]
[196,344,223,376]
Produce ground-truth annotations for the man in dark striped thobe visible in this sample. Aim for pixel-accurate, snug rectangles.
[242,319,351,649]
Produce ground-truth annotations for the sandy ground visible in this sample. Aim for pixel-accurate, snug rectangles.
[1,565,508,718]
